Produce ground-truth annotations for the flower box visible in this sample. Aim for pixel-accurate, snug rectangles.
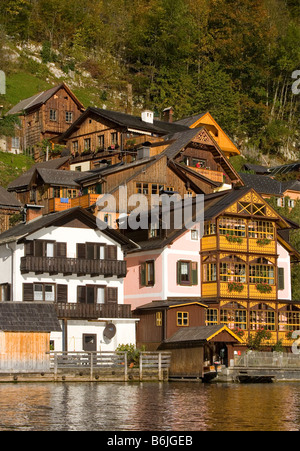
[255,282,272,293]
[225,235,243,244]
[256,238,271,246]
[228,282,245,293]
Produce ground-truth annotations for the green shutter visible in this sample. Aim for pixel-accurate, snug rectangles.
[278,268,284,290]
[141,263,146,286]
[191,262,198,285]
[177,261,182,285]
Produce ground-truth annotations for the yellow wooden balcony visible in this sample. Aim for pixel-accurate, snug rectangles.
[249,238,276,255]
[201,236,217,251]
[220,282,248,298]
[249,284,276,300]
[202,282,217,298]
[219,235,247,252]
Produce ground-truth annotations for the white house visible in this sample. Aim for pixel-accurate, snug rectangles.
[0,206,139,352]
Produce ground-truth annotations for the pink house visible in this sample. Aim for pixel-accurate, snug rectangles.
[124,227,201,310]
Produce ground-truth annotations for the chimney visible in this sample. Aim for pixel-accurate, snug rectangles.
[163,107,173,123]
[141,110,154,124]
[24,204,44,223]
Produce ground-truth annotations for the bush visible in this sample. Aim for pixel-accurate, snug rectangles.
[115,343,145,366]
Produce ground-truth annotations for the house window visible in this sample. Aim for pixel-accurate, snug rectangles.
[220,262,246,283]
[50,109,57,121]
[203,263,217,282]
[98,135,105,148]
[219,217,246,237]
[156,312,162,327]
[250,307,275,331]
[177,312,189,326]
[249,263,275,285]
[111,132,118,146]
[11,137,20,149]
[84,138,91,151]
[65,111,73,123]
[0,283,11,301]
[141,261,155,286]
[53,187,60,198]
[191,229,199,240]
[177,261,198,285]
[206,309,218,325]
[248,221,274,240]
[204,221,216,236]
[288,199,295,208]
[77,285,117,304]
[72,141,79,153]
[34,283,55,302]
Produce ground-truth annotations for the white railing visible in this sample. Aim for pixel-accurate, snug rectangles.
[234,351,300,368]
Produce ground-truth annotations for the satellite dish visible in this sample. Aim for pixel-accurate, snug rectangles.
[103,323,116,340]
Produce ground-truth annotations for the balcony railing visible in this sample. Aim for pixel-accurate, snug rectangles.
[20,256,127,278]
[47,194,100,213]
[54,302,132,319]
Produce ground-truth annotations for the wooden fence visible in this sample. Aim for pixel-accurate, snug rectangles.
[49,351,172,381]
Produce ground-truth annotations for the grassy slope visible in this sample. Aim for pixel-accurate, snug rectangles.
[0,151,35,188]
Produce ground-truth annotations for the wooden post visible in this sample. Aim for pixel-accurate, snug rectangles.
[90,352,93,381]
[158,352,162,381]
[54,353,58,381]
[124,352,128,382]
[139,352,143,381]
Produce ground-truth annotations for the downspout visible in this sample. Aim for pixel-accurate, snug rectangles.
[5,243,14,301]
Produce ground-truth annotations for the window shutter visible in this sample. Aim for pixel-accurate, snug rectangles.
[56,242,67,257]
[34,240,44,257]
[177,261,182,285]
[278,268,285,290]
[23,283,34,301]
[141,263,146,286]
[77,286,86,303]
[25,241,34,256]
[77,243,86,259]
[57,284,68,303]
[106,245,117,260]
[106,287,118,304]
[191,262,198,285]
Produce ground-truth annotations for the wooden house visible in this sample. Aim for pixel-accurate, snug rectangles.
[174,111,240,158]
[123,186,300,351]
[0,206,138,352]
[159,324,243,380]
[0,302,61,372]
[0,187,21,234]
[240,173,300,209]
[6,83,85,154]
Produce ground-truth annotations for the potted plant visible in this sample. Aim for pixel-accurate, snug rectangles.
[225,234,243,244]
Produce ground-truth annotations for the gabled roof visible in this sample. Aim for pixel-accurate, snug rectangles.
[59,106,188,142]
[159,325,244,346]
[133,299,207,312]
[7,157,70,191]
[239,173,282,196]
[0,186,21,208]
[242,163,269,174]
[175,111,240,156]
[0,206,138,249]
[268,161,300,176]
[240,173,300,196]
[0,302,61,332]
[6,83,84,115]
[161,127,242,184]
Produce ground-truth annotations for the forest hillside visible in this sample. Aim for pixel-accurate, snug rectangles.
[0,0,299,165]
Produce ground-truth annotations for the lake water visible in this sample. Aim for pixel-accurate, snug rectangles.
[0,381,299,431]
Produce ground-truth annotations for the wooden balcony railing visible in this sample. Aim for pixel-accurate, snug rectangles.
[47,194,100,213]
[20,256,127,278]
[54,302,132,319]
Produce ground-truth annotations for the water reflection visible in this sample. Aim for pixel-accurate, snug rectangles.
[0,382,299,431]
